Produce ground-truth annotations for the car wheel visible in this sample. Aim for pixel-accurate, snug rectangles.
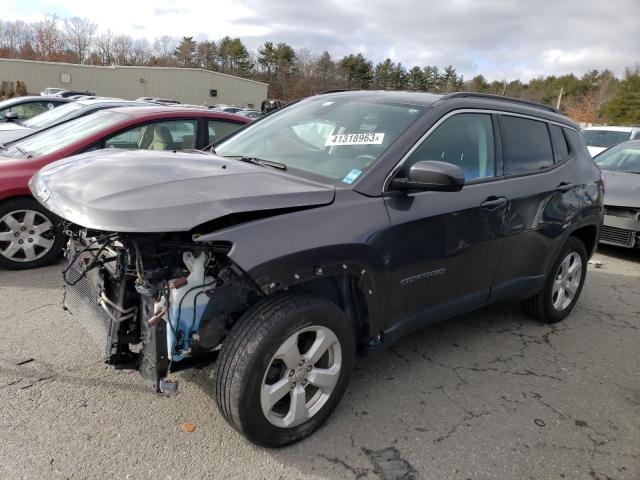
[522,236,588,323]
[215,293,355,447]
[0,197,64,270]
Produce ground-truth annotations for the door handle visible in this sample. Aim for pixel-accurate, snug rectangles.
[480,196,507,210]
[556,182,574,192]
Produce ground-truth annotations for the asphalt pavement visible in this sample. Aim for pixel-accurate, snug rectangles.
[0,245,638,480]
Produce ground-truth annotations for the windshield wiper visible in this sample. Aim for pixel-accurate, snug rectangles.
[222,155,287,170]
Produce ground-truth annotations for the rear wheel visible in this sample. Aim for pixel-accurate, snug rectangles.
[0,197,64,270]
[522,236,588,323]
[215,293,355,447]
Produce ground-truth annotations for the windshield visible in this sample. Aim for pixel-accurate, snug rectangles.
[4,110,129,158]
[214,97,424,185]
[583,129,631,148]
[595,143,640,173]
[22,102,85,129]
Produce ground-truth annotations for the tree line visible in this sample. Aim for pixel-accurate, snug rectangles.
[0,15,638,124]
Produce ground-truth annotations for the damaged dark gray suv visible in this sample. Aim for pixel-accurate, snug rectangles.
[30,91,603,447]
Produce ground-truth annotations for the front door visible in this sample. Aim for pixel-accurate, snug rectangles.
[383,112,506,340]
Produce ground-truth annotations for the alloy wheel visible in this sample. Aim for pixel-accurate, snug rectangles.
[260,325,342,428]
[0,209,55,263]
[551,251,583,311]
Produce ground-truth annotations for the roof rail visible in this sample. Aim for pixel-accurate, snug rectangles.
[442,92,559,114]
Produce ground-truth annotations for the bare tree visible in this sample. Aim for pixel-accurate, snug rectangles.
[112,35,133,65]
[131,38,151,65]
[95,30,115,65]
[153,35,177,58]
[63,16,96,63]
[33,15,62,60]
[0,20,34,57]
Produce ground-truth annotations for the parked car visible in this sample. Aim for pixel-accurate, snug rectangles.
[261,98,285,114]
[0,98,151,145]
[0,96,72,123]
[40,87,66,96]
[582,126,640,156]
[0,107,249,269]
[593,140,640,248]
[30,91,603,447]
[236,109,262,119]
[213,105,246,114]
[136,97,180,105]
[53,89,96,98]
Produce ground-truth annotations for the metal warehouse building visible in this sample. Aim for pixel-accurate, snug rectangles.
[0,58,268,107]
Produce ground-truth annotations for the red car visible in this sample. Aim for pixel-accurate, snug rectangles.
[0,106,250,269]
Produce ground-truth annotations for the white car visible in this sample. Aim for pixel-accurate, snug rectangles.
[40,87,66,96]
[582,126,640,156]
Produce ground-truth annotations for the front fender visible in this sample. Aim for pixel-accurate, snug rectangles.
[195,189,392,336]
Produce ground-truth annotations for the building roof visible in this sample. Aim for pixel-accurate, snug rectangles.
[0,58,268,87]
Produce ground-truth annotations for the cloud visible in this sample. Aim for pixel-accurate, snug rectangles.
[3,0,639,81]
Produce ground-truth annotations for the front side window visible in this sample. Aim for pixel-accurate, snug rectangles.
[214,97,424,185]
[3,110,129,158]
[595,142,640,174]
[105,120,197,150]
[583,129,631,149]
[402,113,495,181]
[501,115,553,174]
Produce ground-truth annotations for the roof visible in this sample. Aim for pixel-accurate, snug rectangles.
[0,58,268,87]
[107,105,250,122]
[583,126,639,132]
[0,95,71,106]
[315,90,575,127]
[319,90,443,106]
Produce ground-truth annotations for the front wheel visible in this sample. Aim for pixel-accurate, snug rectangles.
[522,236,588,323]
[215,293,355,447]
[0,197,64,270]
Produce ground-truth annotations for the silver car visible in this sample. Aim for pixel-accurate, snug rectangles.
[595,140,640,248]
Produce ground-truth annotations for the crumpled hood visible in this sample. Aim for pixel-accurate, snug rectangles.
[30,149,336,232]
[603,170,640,208]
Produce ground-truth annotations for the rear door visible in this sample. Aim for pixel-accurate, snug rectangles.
[383,112,507,338]
[490,114,581,300]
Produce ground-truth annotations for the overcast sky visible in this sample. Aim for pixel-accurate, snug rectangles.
[2,0,639,81]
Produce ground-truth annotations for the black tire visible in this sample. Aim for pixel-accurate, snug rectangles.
[522,236,588,323]
[215,292,355,447]
[0,197,65,270]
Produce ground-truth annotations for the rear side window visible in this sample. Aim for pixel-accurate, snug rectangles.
[501,115,553,174]
[549,124,569,162]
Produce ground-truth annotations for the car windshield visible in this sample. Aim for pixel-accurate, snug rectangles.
[214,97,424,185]
[3,110,129,158]
[595,143,640,173]
[22,102,86,129]
[583,129,631,148]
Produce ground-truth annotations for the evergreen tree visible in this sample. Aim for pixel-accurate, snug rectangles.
[174,36,196,67]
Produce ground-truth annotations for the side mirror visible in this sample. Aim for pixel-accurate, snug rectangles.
[390,160,465,192]
[4,111,18,122]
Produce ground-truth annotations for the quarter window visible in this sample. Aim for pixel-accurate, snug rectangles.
[403,113,496,181]
[549,124,569,162]
[501,116,553,174]
[208,120,243,144]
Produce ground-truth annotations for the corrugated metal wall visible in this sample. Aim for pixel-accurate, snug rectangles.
[0,59,268,108]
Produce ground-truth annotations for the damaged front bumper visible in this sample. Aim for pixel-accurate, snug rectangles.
[62,228,258,392]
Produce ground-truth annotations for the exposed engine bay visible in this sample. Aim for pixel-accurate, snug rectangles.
[62,224,260,392]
